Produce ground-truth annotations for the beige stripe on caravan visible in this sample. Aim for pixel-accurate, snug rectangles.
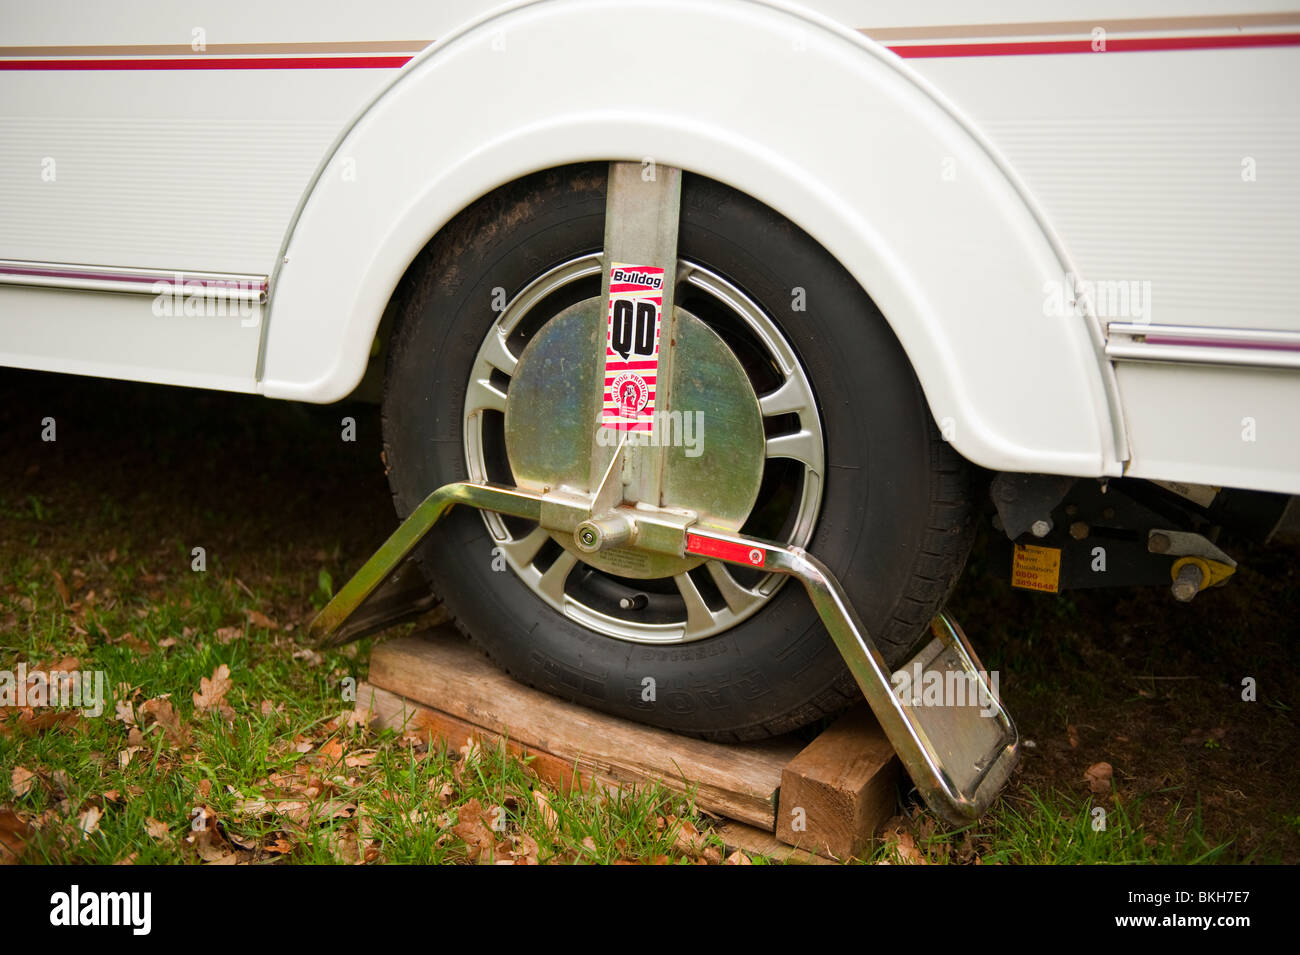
[863,12,1300,41]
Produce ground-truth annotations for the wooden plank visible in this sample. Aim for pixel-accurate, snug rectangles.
[359,681,840,865]
[775,707,900,860]
[357,681,627,797]
[713,820,838,865]
[366,629,803,830]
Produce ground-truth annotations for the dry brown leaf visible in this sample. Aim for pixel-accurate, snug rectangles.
[120,633,151,654]
[1084,761,1113,794]
[78,806,102,840]
[139,696,190,746]
[458,737,482,762]
[316,738,345,768]
[893,829,926,865]
[670,816,720,862]
[114,699,136,726]
[1067,724,1080,748]
[427,777,454,800]
[145,817,170,841]
[0,809,33,864]
[224,831,257,849]
[292,648,323,667]
[50,570,70,606]
[510,831,540,865]
[214,626,242,645]
[246,609,279,631]
[10,766,36,797]
[193,664,234,719]
[14,709,80,735]
[532,788,559,832]
[724,849,753,865]
[328,828,362,864]
[453,798,498,862]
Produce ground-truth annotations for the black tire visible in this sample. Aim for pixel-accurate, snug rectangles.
[382,164,974,741]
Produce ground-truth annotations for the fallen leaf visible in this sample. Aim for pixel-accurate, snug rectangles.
[1067,724,1079,748]
[78,806,102,840]
[328,827,362,864]
[11,767,36,797]
[1084,761,1114,794]
[14,709,79,735]
[316,738,345,768]
[139,697,190,747]
[226,830,258,850]
[510,831,540,865]
[193,664,235,721]
[145,817,170,841]
[292,648,323,667]
[246,609,279,631]
[532,789,559,832]
[458,737,482,763]
[114,699,136,726]
[0,809,34,863]
[724,849,753,865]
[214,626,242,645]
[50,570,70,606]
[453,798,498,862]
[892,828,926,865]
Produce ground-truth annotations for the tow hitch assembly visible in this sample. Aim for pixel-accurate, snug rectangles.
[309,163,1019,825]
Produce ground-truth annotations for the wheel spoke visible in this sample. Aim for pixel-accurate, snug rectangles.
[758,375,816,420]
[501,525,549,567]
[464,375,508,416]
[479,329,518,376]
[537,550,578,603]
[673,572,717,635]
[705,561,763,615]
[765,428,822,472]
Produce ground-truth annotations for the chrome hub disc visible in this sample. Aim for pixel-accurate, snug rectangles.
[504,297,765,580]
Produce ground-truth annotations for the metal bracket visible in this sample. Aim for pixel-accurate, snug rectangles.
[309,480,1019,825]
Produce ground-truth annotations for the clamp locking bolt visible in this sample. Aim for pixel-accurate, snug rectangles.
[574,513,634,553]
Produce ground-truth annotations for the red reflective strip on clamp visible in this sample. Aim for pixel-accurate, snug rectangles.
[685,534,767,567]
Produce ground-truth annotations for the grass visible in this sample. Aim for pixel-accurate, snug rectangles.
[0,547,733,864]
[2,367,1297,864]
[870,789,1229,865]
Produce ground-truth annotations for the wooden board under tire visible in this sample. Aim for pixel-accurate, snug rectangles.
[361,626,899,859]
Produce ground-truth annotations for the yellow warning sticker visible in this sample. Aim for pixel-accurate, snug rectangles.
[1011,544,1061,593]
